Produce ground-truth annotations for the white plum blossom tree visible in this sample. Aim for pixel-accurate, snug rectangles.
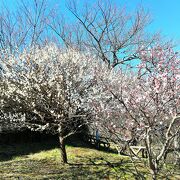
[0,44,99,163]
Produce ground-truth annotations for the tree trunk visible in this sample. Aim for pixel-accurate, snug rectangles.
[149,160,158,180]
[58,135,68,164]
[145,127,158,180]
[151,172,157,180]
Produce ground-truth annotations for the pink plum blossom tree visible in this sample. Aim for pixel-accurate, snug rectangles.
[90,45,180,179]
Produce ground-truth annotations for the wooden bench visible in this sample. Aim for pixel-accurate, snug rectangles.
[83,135,110,149]
[130,146,147,158]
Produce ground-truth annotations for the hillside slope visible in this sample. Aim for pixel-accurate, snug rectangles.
[0,142,179,179]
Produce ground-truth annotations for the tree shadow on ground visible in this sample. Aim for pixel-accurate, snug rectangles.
[67,156,147,180]
[0,134,118,162]
[0,131,60,161]
[66,135,120,155]
[0,134,149,179]
[0,157,148,180]
[0,140,58,162]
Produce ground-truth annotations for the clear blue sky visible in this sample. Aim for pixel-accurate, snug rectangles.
[1,0,180,46]
[120,0,180,41]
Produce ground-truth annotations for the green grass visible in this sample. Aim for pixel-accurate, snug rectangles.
[0,141,179,179]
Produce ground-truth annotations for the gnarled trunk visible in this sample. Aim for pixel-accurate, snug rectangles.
[149,159,158,180]
[59,135,67,164]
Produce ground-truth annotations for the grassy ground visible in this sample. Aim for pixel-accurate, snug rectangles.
[0,140,179,179]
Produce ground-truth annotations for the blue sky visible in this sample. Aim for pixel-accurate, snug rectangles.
[1,0,180,47]
[124,0,180,41]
